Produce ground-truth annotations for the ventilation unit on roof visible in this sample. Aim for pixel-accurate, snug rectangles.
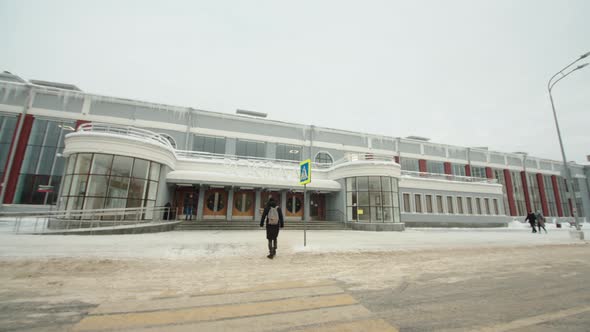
[405,136,430,141]
[236,109,267,118]
[29,80,82,91]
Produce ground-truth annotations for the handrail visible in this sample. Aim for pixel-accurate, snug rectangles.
[401,170,497,184]
[3,206,173,234]
[76,123,175,150]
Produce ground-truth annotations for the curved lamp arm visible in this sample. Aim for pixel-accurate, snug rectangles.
[549,63,589,91]
[547,51,590,90]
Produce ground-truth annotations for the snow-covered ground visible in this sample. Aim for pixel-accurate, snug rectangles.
[0,217,587,260]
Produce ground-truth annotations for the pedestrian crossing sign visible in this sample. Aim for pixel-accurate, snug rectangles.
[299,159,311,185]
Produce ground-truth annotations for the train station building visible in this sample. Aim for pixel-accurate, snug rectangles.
[0,71,588,230]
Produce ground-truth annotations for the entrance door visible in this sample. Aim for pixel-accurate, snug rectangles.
[175,187,198,221]
[232,190,255,220]
[286,192,304,219]
[203,188,228,219]
[310,193,325,221]
[260,191,281,210]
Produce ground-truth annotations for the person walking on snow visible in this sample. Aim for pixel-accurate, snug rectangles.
[260,198,284,259]
[536,210,547,234]
[525,211,537,233]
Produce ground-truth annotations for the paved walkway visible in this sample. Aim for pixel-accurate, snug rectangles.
[71,280,398,332]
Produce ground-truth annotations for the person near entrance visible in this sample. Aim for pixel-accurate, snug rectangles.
[260,198,284,259]
[184,194,194,221]
[525,211,537,233]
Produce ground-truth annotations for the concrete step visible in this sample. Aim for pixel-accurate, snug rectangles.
[174,220,349,231]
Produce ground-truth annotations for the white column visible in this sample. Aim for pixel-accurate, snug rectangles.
[226,188,234,221]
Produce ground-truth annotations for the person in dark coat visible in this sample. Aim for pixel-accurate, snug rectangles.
[163,202,172,220]
[524,212,537,233]
[260,198,284,259]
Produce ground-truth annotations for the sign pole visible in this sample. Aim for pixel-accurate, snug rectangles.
[299,159,311,248]
[304,183,307,247]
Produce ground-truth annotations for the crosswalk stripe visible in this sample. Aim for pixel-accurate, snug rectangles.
[124,305,373,332]
[91,285,345,315]
[290,319,399,332]
[73,294,357,331]
[186,280,336,297]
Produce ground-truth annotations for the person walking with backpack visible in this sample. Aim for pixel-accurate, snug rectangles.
[260,198,284,259]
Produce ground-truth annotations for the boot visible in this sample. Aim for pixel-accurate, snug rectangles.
[267,241,274,259]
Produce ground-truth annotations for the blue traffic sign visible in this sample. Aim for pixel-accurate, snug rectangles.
[299,159,311,185]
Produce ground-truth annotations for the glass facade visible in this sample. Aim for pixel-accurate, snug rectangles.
[527,174,542,213]
[557,177,571,217]
[0,114,18,182]
[276,144,302,161]
[59,153,161,219]
[236,139,266,158]
[452,163,466,177]
[192,135,225,154]
[346,176,400,223]
[543,175,557,216]
[510,171,526,216]
[13,118,74,205]
[493,169,510,215]
[400,158,419,172]
[426,161,444,174]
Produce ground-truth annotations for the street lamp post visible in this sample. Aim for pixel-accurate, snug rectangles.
[547,51,589,231]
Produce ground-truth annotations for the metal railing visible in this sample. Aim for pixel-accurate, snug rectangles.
[401,170,498,184]
[75,123,175,150]
[1,206,172,234]
[175,150,303,166]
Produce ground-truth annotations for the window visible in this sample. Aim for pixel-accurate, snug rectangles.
[467,197,473,214]
[426,161,445,174]
[403,193,411,213]
[457,197,464,214]
[193,135,225,154]
[400,158,419,172]
[484,198,491,215]
[414,194,422,213]
[447,196,454,214]
[236,139,266,158]
[0,114,18,182]
[13,118,74,205]
[527,173,542,213]
[493,199,499,215]
[315,152,333,165]
[476,197,482,214]
[60,153,161,220]
[511,171,526,216]
[471,166,486,178]
[436,195,444,213]
[452,164,466,177]
[543,175,557,216]
[425,195,433,213]
[347,177,399,223]
[276,144,302,161]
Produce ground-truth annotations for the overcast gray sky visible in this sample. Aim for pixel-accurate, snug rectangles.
[1,0,588,163]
